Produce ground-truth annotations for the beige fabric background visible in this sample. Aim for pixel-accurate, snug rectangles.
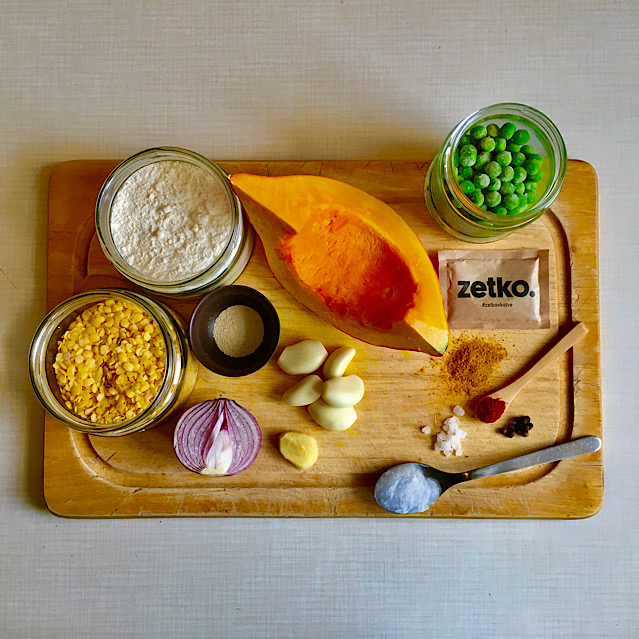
[1,1,637,637]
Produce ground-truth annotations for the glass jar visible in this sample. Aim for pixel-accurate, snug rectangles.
[29,288,198,436]
[95,147,254,297]
[424,103,567,242]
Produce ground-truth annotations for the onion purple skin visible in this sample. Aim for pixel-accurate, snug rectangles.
[173,399,262,476]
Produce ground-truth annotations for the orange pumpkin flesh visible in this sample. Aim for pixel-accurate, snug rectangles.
[229,173,449,355]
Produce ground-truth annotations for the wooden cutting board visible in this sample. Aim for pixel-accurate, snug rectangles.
[43,159,602,518]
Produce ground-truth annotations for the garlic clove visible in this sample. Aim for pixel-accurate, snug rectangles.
[322,346,356,379]
[282,375,323,406]
[321,374,365,408]
[278,340,328,375]
[308,398,357,431]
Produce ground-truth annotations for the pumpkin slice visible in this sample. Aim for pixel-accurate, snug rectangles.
[229,173,448,355]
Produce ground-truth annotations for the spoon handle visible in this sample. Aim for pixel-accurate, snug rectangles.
[497,322,588,404]
[467,436,601,481]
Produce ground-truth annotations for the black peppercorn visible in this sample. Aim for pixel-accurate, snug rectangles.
[498,416,534,438]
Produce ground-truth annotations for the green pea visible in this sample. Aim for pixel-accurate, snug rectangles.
[512,152,526,167]
[459,144,477,167]
[475,151,491,169]
[480,136,496,152]
[529,153,543,163]
[485,191,501,208]
[492,205,507,215]
[521,144,536,156]
[507,207,523,216]
[493,137,507,152]
[453,152,460,168]
[485,161,502,178]
[500,182,515,196]
[468,190,485,206]
[479,204,488,211]
[523,159,542,175]
[506,142,521,153]
[460,134,472,146]
[470,125,487,139]
[513,167,527,183]
[527,191,537,204]
[500,122,516,139]
[459,180,475,194]
[486,123,500,138]
[503,194,520,210]
[530,170,544,183]
[526,165,541,179]
[512,129,531,145]
[500,165,515,183]
[486,177,501,192]
[524,181,537,192]
[459,166,474,180]
[474,173,490,189]
[515,182,526,196]
[495,151,512,167]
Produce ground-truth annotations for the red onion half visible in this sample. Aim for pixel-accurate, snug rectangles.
[173,399,262,475]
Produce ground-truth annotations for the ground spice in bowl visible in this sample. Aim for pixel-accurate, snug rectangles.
[437,334,508,396]
[213,305,265,358]
[189,285,280,377]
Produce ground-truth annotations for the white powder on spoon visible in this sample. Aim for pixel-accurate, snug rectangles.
[110,160,233,281]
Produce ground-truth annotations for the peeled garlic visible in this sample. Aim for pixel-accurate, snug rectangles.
[308,398,357,431]
[323,346,356,379]
[321,374,365,408]
[278,340,328,375]
[282,375,323,406]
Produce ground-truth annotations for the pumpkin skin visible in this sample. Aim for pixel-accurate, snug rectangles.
[229,174,448,355]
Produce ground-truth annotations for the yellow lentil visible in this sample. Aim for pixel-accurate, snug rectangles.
[53,298,166,424]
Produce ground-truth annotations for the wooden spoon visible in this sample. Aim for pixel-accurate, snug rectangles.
[475,322,589,423]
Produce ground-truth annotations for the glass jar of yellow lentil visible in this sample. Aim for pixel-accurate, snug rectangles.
[29,288,198,436]
[424,103,567,242]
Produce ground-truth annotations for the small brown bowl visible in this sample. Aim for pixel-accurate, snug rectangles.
[189,285,280,377]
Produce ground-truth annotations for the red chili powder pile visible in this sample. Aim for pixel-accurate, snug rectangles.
[437,335,508,396]
[475,396,507,423]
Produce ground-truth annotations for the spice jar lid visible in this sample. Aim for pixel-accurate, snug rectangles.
[189,285,280,377]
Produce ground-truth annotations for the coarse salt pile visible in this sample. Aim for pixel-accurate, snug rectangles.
[434,415,467,457]
[453,405,465,417]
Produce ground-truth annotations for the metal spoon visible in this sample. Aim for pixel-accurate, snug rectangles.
[374,436,601,514]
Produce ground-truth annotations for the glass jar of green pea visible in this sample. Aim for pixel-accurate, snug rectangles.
[424,103,567,242]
